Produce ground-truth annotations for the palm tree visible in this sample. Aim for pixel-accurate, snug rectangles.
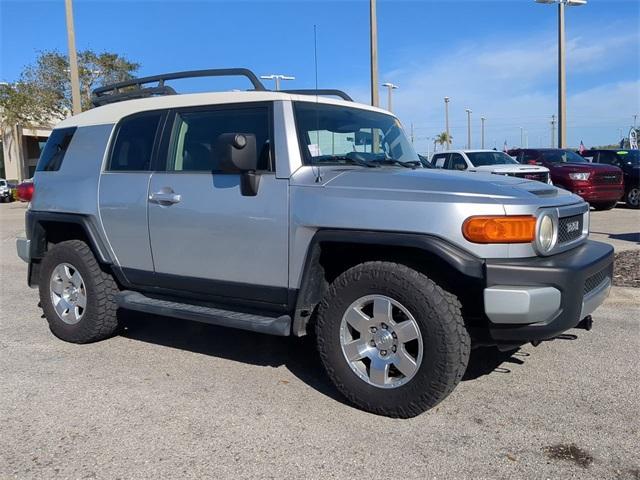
[436,131,452,148]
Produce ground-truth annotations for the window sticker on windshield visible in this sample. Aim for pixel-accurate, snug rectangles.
[435,158,445,168]
[308,144,322,157]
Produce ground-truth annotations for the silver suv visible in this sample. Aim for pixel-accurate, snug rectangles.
[16,69,613,418]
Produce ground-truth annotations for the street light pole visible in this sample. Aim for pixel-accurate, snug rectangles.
[444,97,451,150]
[520,126,524,147]
[536,0,587,149]
[64,0,82,115]
[465,109,472,149]
[381,82,398,112]
[481,117,486,149]
[551,114,556,148]
[370,0,379,107]
[260,74,295,91]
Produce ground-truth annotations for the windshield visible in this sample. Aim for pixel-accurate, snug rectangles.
[293,102,420,167]
[615,150,640,165]
[541,149,588,163]
[466,151,518,167]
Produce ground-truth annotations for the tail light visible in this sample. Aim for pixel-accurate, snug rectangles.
[17,182,34,202]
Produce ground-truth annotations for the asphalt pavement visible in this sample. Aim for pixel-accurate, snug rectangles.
[1,202,639,479]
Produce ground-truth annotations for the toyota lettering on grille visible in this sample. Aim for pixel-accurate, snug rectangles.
[566,220,580,233]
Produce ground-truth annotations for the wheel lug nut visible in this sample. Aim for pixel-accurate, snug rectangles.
[370,340,376,347]
[381,324,387,330]
[370,326,377,333]
[392,332,397,339]
[380,350,387,356]
[392,346,397,353]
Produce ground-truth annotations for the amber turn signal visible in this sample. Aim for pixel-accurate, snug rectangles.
[462,215,536,244]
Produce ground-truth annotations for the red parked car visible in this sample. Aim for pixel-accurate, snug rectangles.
[16,179,34,202]
[508,148,624,210]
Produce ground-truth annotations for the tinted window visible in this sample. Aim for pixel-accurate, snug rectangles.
[168,106,271,172]
[615,150,639,165]
[466,151,518,167]
[432,154,447,168]
[109,112,162,171]
[447,153,467,170]
[522,150,540,163]
[540,149,588,163]
[597,151,619,166]
[36,127,76,172]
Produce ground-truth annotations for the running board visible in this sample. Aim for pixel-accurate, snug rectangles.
[116,290,291,336]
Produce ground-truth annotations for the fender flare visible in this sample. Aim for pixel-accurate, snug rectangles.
[291,229,485,336]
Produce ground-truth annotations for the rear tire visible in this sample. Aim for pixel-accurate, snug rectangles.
[591,201,618,211]
[39,240,119,343]
[626,188,640,209]
[316,261,470,418]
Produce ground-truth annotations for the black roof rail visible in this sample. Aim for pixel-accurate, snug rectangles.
[281,89,353,101]
[91,68,268,106]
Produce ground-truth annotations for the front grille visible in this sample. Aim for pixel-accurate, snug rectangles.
[557,214,583,244]
[513,171,550,183]
[594,173,621,185]
[584,268,609,295]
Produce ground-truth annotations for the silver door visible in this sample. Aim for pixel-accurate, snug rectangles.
[147,103,289,302]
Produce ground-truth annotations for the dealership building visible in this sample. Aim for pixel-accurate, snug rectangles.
[1,124,52,182]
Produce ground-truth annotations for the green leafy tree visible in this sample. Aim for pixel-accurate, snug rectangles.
[436,131,452,147]
[0,50,139,128]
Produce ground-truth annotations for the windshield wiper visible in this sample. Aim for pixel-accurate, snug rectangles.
[370,158,421,169]
[312,155,379,168]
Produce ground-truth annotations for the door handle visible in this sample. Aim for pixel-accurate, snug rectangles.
[149,191,181,205]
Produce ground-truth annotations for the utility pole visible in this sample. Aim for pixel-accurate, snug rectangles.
[465,109,472,149]
[382,82,398,112]
[444,97,451,150]
[481,117,486,149]
[64,0,82,115]
[551,115,556,148]
[369,0,379,107]
[634,114,638,129]
[410,122,414,144]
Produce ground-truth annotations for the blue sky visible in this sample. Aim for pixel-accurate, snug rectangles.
[1,0,639,152]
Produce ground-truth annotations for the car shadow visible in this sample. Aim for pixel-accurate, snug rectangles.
[118,310,532,403]
[590,231,640,244]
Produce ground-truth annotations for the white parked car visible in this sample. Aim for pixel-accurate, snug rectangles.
[431,150,552,184]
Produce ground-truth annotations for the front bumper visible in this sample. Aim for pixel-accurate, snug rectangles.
[571,184,624,203]
[484,240,613,343]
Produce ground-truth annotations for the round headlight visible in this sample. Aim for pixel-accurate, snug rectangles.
[538,214,556,253]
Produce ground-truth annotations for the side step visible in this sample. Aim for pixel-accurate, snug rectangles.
[116,290,291,336]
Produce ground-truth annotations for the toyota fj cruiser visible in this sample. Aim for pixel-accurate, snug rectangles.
[16,69,613,418]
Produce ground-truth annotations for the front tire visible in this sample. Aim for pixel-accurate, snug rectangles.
[39,240,119,343]
[626,188,640,209]
[591,201,618,211]
[316,261,470,418]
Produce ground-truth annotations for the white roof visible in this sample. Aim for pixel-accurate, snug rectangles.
[56,91,393,128]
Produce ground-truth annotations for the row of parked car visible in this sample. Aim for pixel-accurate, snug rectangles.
[0,178,34,203]
[421,148,639,210]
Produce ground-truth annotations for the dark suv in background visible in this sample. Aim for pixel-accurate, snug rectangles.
[580,149,640,209]
[509,148,624,210]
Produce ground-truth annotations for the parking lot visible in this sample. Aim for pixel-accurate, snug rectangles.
[1,201,638,480]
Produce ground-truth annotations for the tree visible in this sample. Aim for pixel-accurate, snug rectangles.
[0,50,139,128]
[436,131,452,147]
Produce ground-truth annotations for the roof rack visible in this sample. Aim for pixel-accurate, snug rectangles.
[280,89,353,101]
[91,68,354,107]
[91,68,267,106]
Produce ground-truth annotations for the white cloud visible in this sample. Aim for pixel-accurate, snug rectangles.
[347,25,639,152]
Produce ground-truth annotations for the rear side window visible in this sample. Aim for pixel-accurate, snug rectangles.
[108,112,162,171]
[36,127,76,172]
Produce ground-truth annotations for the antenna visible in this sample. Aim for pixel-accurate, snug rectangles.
[313,24,322,183]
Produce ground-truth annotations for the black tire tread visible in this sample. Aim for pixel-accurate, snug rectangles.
[316,261,470,418]
[39,240,119,343]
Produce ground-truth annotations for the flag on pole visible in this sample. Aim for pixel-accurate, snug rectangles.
[579,141,585,154]
[503,140,508,152]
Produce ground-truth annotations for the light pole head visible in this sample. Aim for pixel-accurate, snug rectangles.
[382,82,399,90]
[535,0,587,5]
[465,109,472,114]
[444,96,450,103]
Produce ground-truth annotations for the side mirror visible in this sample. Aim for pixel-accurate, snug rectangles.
[214,133,260,196]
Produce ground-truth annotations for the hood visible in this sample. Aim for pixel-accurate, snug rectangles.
[472,165,549,174]
[307,167,577,205]
[551,162,621,174]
